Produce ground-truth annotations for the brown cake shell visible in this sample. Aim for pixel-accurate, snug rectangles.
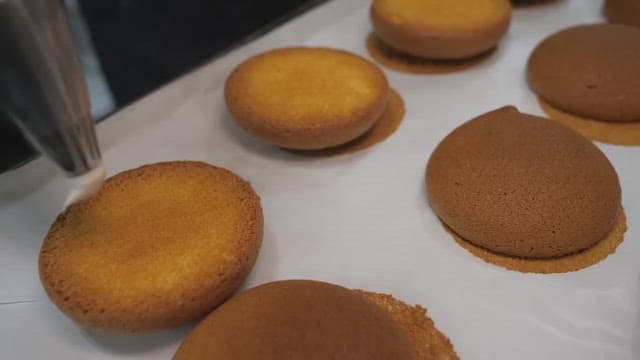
[605,0,640,27]
[426,106,621,258]
[174,280,417,360]
[527,24,640,123]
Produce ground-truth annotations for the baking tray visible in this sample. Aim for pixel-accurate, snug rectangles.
[0,0,638,358]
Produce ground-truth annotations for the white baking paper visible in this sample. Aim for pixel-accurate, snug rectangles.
[1,0,638,358]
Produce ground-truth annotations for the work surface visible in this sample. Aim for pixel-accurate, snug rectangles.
[1,0,638,358]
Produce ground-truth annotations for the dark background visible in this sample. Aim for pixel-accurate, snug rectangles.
[1,0,324,173]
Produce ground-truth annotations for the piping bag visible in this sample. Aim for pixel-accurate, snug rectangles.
[1,0,105,207]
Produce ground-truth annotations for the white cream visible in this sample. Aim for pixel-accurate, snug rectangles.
[63,164,106,208]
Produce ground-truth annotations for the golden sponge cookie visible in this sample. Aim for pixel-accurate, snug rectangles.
[357,291,459,360]
[225,47,389,150]
[174,280,417,359]
[426,107,621,259]
[39,161,263,333]
[527,24,640,123]
[370,0,512,59]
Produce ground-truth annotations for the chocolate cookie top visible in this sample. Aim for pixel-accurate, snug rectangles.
[175,280,416,359]
[527,24,640,123]
[426,107,621,258]
[605,0,640,28]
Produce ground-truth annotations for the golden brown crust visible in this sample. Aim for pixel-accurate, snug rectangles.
[225,47,389,150]
[539,97,640,146]
[527,24,640,123]
[358,290,459,360]
[426,106,621,259]
[370,0,511,59]
[605,0,640,27]
[445,207,627,273]
[174,280,417,360]
[39,161,263,333]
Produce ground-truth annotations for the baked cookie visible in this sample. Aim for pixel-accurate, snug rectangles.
[426,107,622,259]
[175,280,458,360]
[357,290,459,360]
[370,0,512,60]
[225,47,390,150]
[39,161,263,333]
[605,0,640,27]
[527,24,640,123]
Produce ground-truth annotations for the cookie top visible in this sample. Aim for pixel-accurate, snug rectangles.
[426,107,621,258]
[372,0,510,33]
[174,280,417,360]
[605,0,640,28]
[370,0,511,59]
[527,24,640,123]
[39,161,263,332]
[225,47,389,150]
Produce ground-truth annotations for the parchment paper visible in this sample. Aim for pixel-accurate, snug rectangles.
[1,0,638,358]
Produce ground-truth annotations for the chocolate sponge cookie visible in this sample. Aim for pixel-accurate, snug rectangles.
[39,161,263,333]
[605,0,640,28]
[426,107,621,259]
[225,47,390,150]
[174,280,417,359]
[175,280,458,360]
[527,24,640,123]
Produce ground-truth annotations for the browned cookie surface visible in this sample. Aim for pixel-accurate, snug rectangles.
[605,0,640,27]
[358,290,459,360]
[40,161,263,333]
[174,280,417,360]
[426,107,621,258]
[446,207,627,273]
[225,47,389,150]
[528,24,640,123]
[370,0,511,60]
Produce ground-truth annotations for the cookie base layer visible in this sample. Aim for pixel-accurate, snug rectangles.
[539,98,640,146]
[295,88,405,156]
[444,207,627,274]
[39,161,263,333]
[358,290,459,360]
[366,34,495,74]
